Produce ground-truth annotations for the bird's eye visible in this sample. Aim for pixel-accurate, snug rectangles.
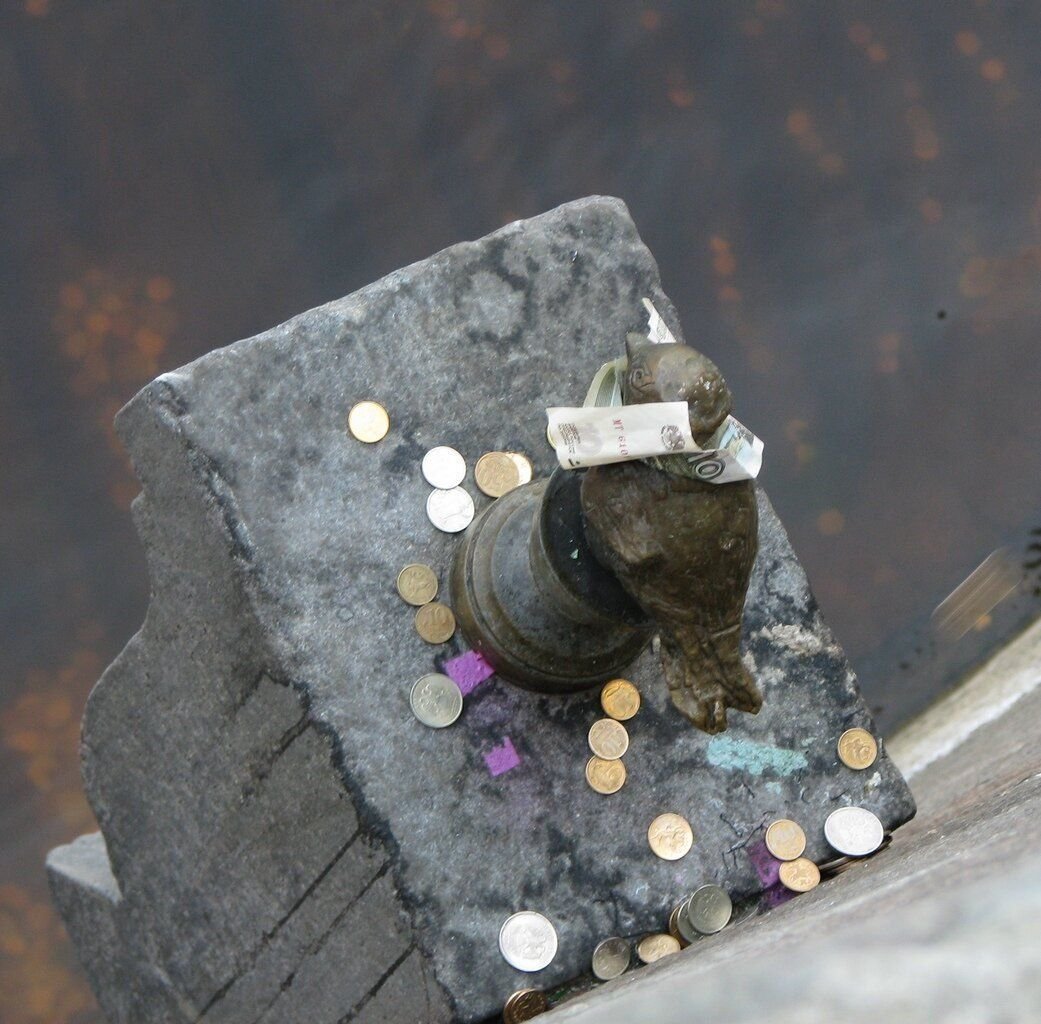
[630,368,646,384]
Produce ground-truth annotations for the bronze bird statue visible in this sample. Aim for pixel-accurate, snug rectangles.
[580,334,762,733]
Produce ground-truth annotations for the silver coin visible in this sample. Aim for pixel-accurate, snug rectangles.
[499,911,557,972]
[824,806,885,857]
[426,487,475,533]
[591,936,630,980]
[686,884,732,935]
[674,896,700,945]
[421,446,466,489]
[409,673,463,728]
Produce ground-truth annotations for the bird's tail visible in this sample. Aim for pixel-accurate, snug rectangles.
[660,623,762,734]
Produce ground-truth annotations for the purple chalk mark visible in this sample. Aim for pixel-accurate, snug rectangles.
[444,650,495,696]
[747,839,782,888]
[761,883,795,909]
[484,737,521,777]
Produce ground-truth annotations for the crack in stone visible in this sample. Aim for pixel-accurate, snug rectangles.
[335,942,417,1024]
[195,827,362,1022]
[243,857,392,1024]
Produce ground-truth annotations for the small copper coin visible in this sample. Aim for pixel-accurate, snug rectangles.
[503,988,548,1023]
[647,813,694,861]
[414,601,456,644]
[600,679,641,721]
[475,451,522,497]
[396,563,438,606]
[765,819,807,861]
[347,400,389,442]
[778,857,821,893]
[837,727,879,770]
[636,933,681,964]
[587,718,629,760]
[585,756,626,795]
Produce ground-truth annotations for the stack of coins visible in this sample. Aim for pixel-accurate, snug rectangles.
[764,818,821,894]
[396,562,456,645]
[585,678,640,795]
[667,884,732,948]
[422,445,475,533]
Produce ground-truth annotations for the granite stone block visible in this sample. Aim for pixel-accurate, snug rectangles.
[47,197,914,1023]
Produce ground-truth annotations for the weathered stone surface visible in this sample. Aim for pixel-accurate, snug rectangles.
[47,196,914,1023]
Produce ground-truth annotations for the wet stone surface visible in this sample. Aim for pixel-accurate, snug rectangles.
[47,197,914,1023]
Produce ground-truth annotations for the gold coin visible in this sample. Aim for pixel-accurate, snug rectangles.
[600,678,640,721]
[396,563,438,606]
[506,452,533,484]
[778,857,821,893]
[636,933,681,964]
[347,400,389,443]
[587,718,629,760]
[503,988,548,1023]
[837,727,878,770]
[647,812,694,861]
[585,756,626,795]
[414,601,456,644]
[475,451,522,497]
[765,819,806,861]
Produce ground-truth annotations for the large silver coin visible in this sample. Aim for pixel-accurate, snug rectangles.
[499,911,558,972]
[409,673,463,728]
[426,487,475,533]
[591,936,630,980]
[686,884,732,935]
[824,806,885,857]
[421,446,466,488]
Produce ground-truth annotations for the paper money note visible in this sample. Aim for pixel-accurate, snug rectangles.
[546,401,699,469]
[641,297,679,345]
[652,414,764,483]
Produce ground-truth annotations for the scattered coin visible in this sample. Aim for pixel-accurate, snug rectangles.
[426,486,475,533]
[499,912,558,972]
[347,400,389,443]
[837,727,879,770]
[421,445,466,488]
[585,755,627,795]
[647,812,694,861]
[506,452,534,484]
[765,819,807,861]
[636,933,681,964]
[587,718,629,760]
[475,451,522,497]
[778,857,821,893]
[686,884,732,935]
[600,678,641,721]
[824,806,885,857]
[415,601,456,644]
[396,563,438,606]
[819,833,892,876]
[503,988,548,1023]
[591,936,630,980]
[409,673,463,728]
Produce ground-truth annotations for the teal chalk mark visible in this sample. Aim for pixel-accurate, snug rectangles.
[706,735,808,777]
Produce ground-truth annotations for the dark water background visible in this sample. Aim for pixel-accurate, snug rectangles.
[2,2,1040,1019]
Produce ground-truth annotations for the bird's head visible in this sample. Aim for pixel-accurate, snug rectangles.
[623,334,732,445]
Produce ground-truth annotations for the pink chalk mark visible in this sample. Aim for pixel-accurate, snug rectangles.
[484,737,521,777]
[444,650,495,696]
[747,839,782,888]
